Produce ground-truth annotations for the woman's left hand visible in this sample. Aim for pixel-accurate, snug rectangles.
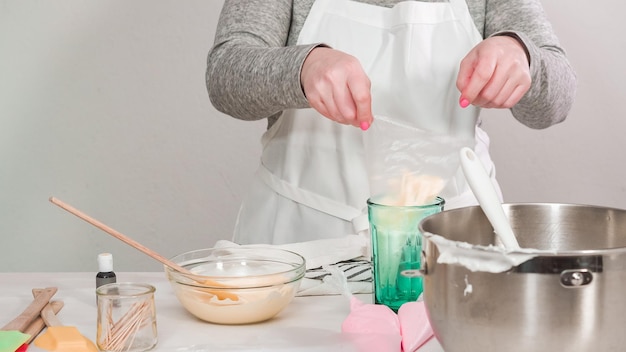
[456,35,531,109]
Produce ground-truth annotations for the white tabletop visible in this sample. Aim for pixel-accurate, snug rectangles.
[0,272,443,351]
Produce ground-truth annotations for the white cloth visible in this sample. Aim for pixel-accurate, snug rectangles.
[233,0,502,245]
[301,259,373,296]
[214,237,372,296]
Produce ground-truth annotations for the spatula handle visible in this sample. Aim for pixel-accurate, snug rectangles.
[40,303,63,327]
[459,147,520,250]
[23,301,64,343]
[1,287,57,332]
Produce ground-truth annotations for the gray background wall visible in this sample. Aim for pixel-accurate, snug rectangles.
[1,1,623,272]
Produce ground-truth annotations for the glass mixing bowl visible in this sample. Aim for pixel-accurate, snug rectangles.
[165,246,305,324]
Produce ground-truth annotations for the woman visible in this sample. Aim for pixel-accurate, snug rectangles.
[206,0,576,244]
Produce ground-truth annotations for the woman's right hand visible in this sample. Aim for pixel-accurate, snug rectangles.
[300,47,373,130]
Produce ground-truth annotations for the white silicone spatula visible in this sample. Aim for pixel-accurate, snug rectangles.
[459,147,520,251]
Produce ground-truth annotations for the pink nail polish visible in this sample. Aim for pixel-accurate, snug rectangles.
[360,121,370,131]
[460,98,470,108]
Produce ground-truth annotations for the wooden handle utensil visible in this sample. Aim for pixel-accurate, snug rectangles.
[49,197,191,273]
[23,301,64,344]
[1,287,57,332]
[49,197,238,301]
[35,304,99,352]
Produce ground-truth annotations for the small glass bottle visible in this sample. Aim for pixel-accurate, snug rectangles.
[96,253,117,288]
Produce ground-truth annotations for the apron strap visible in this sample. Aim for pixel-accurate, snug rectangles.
[257,163,369,233]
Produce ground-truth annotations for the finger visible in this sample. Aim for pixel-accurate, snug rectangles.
[334,82,359,127]
[456,56,475,108]
[347,75,373,130]
[499,68,531,108]
[316,81,347,124]
[490,77,519,108]
[307,87,340,123]
[473,64,510,106]
[457,51,482,108]
[478,65,530,108]
[306,90,330,121]
[474,68,514,108]
[311,99,333,121]
[456,52,476,94]
[459,57,497,107]
[502,84,529,108]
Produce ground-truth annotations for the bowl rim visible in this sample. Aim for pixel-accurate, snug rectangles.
[165,246,306,288]
[420,202,626,256]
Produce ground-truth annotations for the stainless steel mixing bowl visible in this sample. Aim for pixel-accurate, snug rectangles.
[418,203,626,352]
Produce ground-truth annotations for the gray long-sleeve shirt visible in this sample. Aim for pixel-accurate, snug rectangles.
[207,0,576,130]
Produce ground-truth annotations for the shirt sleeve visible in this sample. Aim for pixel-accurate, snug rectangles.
[484,0,577,129]
[206,0,316,125]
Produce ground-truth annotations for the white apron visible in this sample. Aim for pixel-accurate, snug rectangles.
[233,0,502,244]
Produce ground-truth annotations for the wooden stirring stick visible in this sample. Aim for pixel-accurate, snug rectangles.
[49,197,239,301]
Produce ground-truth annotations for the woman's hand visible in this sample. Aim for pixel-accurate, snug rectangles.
[301,47,373,130]
[457,35,531,109]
